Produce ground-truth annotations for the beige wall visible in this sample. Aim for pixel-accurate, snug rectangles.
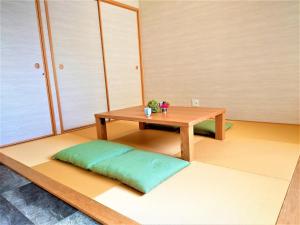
[118,0,139,8]
[140,0,299,124]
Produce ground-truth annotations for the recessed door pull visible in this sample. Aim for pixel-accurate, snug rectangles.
[59,64,64,70]
[34,63,40,69]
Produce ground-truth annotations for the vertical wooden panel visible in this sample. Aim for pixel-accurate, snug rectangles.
[35,0,57,135]
[97,0,111,112]
[38,0,63,134]
[136,10,145,105]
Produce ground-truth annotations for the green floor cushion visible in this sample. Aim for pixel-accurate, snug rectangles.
[91,150,189,193]
[53,140,134,170]
[145,123,180,132]
[194,120,233,136]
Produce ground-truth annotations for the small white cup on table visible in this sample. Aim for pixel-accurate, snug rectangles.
[144,107,152,117]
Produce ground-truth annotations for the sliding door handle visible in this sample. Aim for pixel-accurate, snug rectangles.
[34,63,40,69]
[59,64,64,70]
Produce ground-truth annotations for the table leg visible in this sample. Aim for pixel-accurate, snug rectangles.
[215,112,225,140]
[180,125,194,162]
[95,117,107,140]
[139,122,145,130]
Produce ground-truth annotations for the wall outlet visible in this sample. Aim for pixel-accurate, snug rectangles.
[191,98,200,107]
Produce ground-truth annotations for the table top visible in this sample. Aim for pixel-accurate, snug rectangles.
[95,106,225,126]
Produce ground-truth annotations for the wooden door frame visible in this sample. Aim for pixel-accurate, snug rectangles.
[44,0,104,133]
[44,0,132,133]
[43,0,65,133]
[0,0,56,148]
[42,0,146,134]
[97,0,111,112]
[36,0,57,135]
[98,0,146,109]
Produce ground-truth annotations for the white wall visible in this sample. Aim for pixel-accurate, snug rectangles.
[140,0,299,124]
[100,2,143,110]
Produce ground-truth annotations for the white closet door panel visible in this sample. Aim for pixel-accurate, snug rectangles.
[0,1,53,146]
[101,2,142,110]
[47,0,107,130]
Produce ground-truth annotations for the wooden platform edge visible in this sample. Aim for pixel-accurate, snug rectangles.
[276,155,300,225]
[0,152,139,225]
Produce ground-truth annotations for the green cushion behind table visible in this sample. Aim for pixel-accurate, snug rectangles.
[145,123,180,132]
[91,150,190,193]
[194,120,233,136]
[145,121,232,137]
[53,140,134,169]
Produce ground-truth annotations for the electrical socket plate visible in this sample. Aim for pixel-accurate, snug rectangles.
[191,98,200,107]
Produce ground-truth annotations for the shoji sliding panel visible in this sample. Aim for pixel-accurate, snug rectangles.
[46,0,107,131]
[100,1,143,110]
[0,0,54,146]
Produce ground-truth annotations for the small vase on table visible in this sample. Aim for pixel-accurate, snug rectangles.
[159,101,170,114]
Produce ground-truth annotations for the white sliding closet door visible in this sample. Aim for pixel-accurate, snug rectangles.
[100,2,143,110]
[46,0,107,131]
[0,1,53,146]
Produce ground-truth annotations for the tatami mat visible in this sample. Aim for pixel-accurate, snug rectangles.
[33,160,120,198]
[0,134,91,167]
[1,120,299,225]
[226,120,300,144]
[72,121,300,180]
[194,137,300,180]
[95,162,289,225]
[113,129,202,156]
[72,121,203,154]
[71,121,139,140]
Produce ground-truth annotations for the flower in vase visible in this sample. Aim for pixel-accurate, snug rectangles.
[159,101,170,112]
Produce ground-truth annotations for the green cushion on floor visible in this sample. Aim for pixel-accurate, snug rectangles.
[145,124,180,132]
[53,140,134,169]
[194,120,233,136]
[91,150,190,193]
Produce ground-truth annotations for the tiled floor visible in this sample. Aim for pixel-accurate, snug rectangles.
[0,164,101,225]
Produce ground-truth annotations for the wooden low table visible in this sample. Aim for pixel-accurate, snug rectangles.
[95,106,225,162]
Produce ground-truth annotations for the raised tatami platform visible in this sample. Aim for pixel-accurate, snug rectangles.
[95,162,289,225]
[1,120,299,224]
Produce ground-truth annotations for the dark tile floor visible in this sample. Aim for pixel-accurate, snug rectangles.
[0,164,100,225]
